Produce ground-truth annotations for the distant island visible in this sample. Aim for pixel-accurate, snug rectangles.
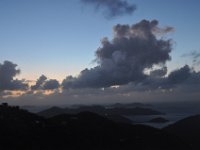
[37,103,163,119]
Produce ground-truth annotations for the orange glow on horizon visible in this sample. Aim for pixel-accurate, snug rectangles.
[17,69,81,83]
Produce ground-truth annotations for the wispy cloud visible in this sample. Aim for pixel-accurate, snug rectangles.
[182,50,200,66]
[81,0,136,19]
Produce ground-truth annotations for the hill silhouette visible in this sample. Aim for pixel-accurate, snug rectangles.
[38,105,163,118]
[0,103,189,150]
[164,114,200,149]
[37,105,163,124]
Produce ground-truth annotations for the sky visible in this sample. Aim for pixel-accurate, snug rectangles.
[0,0,200,105]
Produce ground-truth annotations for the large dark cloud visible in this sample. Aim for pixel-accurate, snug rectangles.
[62,20,173,89]
[149,67,167,78]
[31,75,60,90]
[166,65,200,89]
[0,61,28,91]
[81,0,136,18]
[167,65,192,84]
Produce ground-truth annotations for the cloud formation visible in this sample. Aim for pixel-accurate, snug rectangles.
[31,75,47,90]
[126,65,200,92]
[62,20,173,89]
[167,65,192,85]
[0,61,28,91]
[43,79,60,90]
[0,62,200,105]
[149,67,167,78]
[81,0,136,18]
[167,65,200,90]
[31,75,60,90]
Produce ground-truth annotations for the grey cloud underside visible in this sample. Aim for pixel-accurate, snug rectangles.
[0,61,28,90]
[134,65,200,91]
[149,67,167,78]
[31,75,60,90]
[81,0,136,18]
[62,20,173,89]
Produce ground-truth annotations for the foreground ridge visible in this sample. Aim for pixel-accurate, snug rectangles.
[0,103,189,150]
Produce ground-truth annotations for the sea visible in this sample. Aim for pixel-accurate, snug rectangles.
[125,101,200,128]
[126,112,195,129]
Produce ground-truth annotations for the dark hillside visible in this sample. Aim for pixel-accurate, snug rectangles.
[0,103,189,150]
[164,115,200,149]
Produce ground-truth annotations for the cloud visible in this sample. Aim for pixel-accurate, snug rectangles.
[31,75,47,90]
[2,82,200,106]
[0,63,199,105]
[31,75,59,90]
[167,65,192,84]
[166,65,200,90]
[149,67,167,78]
[128,65,200,91]
[81,0,136,18]
[62,20,173,89]
[0,61,28,91]
[43,79,60,90]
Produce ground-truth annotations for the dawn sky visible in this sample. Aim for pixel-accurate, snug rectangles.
[0,0,200,105]
[1,0,200,81]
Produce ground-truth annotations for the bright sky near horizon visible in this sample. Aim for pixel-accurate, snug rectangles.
[0,0,200,81]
